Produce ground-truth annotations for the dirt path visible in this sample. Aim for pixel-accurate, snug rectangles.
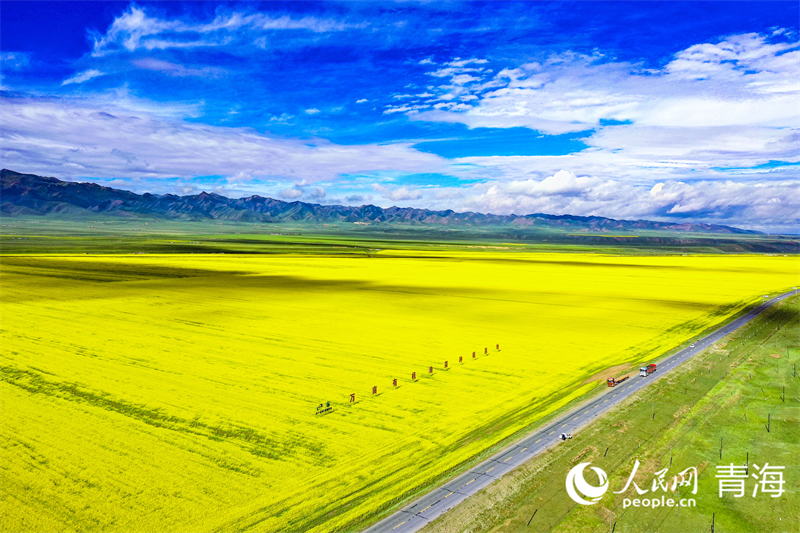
[582,363,633,384]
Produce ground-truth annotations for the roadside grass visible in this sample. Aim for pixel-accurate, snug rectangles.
[421,295,800,533]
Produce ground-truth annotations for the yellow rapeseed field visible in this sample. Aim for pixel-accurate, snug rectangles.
[1,252,797,532]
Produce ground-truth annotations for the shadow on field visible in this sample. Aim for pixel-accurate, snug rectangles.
[0,256,249,282]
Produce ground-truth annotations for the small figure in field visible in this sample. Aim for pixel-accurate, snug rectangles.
[429,366,433,373]
[472,351,476,358]
[412,372,416,380]
[392,378,397,387]
[350,393,355,403]
[459,356,463,363]
[485,347,488,355]
[372,386,377,395]
[444,361,448,369]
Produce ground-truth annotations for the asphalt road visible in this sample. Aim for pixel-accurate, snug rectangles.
[362,289,799,533]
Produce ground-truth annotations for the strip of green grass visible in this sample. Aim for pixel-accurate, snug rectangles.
[421,296,800,533]
[3,216,798,255]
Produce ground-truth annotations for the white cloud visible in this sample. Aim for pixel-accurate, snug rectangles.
[401,31,800,198]
[414,32,799,135]
[447,58,489,67]
[91,6,364,55]
[372,183,423,201]
[356,98,368,103]
[0,52,30,70]
[505,170,595,196]
[280,188,303,199]
[305,108,321,115]
[588,125,799,168]
[426,67,483,78]
[308,187,326,200]
[450,136,799,193]
[454,170,799,230]
[0,97,446,183]
[450,74,480,85]
[269,113,293,123]
[62,69,105,86]
[132,58,225,78]
[665,32,799,85]
[383,104,428,115]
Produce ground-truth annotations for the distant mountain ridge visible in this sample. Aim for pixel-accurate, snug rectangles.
[0,169,759,234]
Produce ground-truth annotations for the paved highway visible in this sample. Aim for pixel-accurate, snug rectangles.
[362,289,799,533]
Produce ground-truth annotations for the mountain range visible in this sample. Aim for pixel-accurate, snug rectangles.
[1,169,758,234]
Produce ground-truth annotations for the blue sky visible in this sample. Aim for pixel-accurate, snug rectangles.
[1,1,798,231]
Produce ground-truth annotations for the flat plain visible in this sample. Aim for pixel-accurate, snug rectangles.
[1,249,798,532]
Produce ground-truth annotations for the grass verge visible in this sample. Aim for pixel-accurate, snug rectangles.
[420,295,799,533]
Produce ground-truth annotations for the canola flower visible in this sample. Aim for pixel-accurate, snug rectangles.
[1,252,797,532]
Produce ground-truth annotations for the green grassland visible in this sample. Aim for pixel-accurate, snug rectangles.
[2,216,799,256]
[421,295,800,533]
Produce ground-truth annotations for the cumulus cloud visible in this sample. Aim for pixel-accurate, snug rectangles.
[414,32,798,135]
[0,96,445,183]
[396,31,800,205]
[505,170,594,196]
[308,187,326,200]
[455,170,799,231]
[62,69,105,85]
[665,32,799,84]
[305,108,321,114]
[279,188,304,199]
[372,183,423,201]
